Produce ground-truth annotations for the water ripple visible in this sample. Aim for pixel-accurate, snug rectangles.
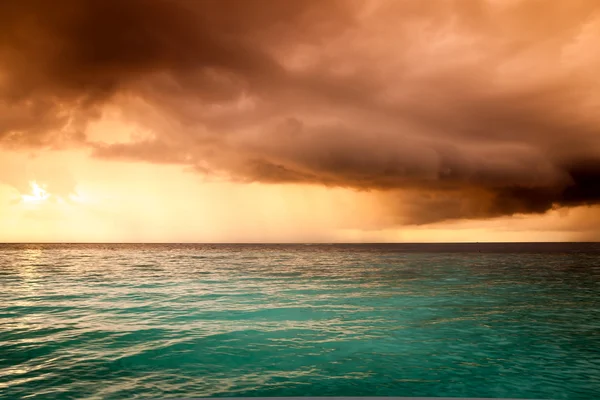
[0,243,599,399]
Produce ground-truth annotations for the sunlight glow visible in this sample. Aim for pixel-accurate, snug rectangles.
[21,181,51,204]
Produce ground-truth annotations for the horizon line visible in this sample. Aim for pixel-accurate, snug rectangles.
[1,241,598,245]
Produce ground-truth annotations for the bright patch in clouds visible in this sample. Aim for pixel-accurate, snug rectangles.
[19,180,88,205]
[21,181,50,204]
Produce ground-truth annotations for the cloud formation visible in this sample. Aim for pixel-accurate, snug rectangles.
[1,0,600,224]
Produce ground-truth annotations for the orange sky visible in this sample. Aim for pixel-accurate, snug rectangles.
[0,0,599,242]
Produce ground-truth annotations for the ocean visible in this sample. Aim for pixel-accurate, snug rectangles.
[0,243,599,399]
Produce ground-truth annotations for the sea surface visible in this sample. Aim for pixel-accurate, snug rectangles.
[0,243,599,400]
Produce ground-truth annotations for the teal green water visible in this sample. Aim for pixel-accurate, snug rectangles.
[0,243,599,399]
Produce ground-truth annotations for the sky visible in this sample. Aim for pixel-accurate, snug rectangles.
[0,0,599,242]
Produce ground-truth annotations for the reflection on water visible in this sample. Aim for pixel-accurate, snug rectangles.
[0,243,599,399]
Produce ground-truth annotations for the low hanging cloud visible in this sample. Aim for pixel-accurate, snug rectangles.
[1,0,600,224]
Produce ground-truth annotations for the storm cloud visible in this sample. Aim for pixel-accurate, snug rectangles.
[1,0,600,224]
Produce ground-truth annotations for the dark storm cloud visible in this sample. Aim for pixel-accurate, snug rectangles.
[0,0,351,143]
[1,0,600,224]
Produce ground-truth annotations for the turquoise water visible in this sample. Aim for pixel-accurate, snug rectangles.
[0,243,599,399]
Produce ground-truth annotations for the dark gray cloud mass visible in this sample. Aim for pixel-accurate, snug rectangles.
[1,0,600,224]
